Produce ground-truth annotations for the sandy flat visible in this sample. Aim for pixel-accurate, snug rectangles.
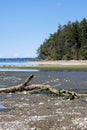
[29,60,87,66]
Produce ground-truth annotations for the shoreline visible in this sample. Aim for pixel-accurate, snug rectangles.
[29,60,87,66]
[0,60,87,71]
[28,60,87,71]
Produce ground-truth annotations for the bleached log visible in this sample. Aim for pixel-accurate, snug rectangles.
[0,74,86,100]
[0,75,34,93]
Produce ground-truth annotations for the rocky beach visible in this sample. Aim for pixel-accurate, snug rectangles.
[0,70,87,129]
[0,92,87,130]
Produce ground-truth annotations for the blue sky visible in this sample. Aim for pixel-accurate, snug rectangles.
[0,0,87,58]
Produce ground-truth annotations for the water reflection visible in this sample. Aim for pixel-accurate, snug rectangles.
[0,68,39,72]
[0,105,8,109]
[0,101,8,110]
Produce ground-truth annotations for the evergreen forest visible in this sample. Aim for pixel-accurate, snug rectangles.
[37,18,87,60]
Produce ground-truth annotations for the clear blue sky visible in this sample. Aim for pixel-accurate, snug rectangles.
[0,0,87,58]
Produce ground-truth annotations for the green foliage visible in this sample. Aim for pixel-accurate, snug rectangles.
[37,18,87,60]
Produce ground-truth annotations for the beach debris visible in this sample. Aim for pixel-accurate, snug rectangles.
[0,75,34,93]
[0,74,86,100]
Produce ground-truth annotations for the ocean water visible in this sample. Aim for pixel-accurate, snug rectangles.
[0,58,34,66]
[0,58,38,72]
[0,62,31,67]
[0,71,87,93]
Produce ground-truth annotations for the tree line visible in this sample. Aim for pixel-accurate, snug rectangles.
[37,18,87,60]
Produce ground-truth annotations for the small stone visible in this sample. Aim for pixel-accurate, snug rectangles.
[23,91,27,94]
[39,102,44,105]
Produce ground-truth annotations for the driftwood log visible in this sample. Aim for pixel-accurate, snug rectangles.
[0,75,34,93]
[0,74,86,100]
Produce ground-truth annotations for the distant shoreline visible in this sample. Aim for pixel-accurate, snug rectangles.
[1,60,87,71]
[29,60,87,66]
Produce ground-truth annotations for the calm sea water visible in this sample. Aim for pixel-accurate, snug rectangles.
[0,62,30,66]
[0,58,33,66]
[0,58,38,72]
[29,71,87,93]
